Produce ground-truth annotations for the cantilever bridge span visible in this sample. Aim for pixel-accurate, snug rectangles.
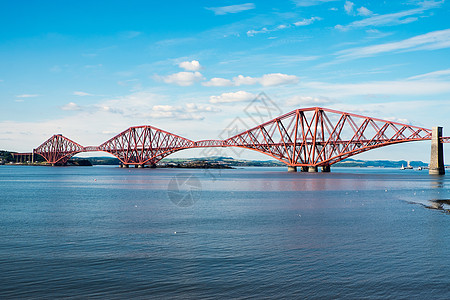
[33,107,448,172]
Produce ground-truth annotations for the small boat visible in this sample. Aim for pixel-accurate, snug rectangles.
[417,166,423,171]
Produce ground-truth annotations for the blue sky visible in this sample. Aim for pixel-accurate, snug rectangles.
[1,0,449,161]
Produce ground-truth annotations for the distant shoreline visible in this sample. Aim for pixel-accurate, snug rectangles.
[0,156,436,169]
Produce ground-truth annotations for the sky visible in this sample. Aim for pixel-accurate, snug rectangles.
[0,0,449,162]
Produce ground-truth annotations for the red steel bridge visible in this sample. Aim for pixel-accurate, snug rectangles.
[33,107,449,171]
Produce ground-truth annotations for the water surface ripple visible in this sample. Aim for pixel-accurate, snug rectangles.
[0,166,449,299]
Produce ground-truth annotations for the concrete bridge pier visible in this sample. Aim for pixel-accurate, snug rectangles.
[429,126,445,175]
[308,166,318,172]
[288,166,297,172]
[300,166,308,172]
[321,165,331,172]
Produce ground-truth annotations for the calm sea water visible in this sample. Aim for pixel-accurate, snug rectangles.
[0,165,449,299]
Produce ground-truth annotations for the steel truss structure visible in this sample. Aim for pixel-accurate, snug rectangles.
[33,107,448,166]
[98,126,194,165]
[34,134,84,165]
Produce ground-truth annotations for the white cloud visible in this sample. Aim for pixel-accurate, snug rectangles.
[293,0,338,6]
[407,68,450,80]
[0,91,227,152]
[336,29,450,60]
[158,71,204,86]
[335,1,443,30]
[247,17,322,36]
[303,79,450,97]
[73,91,93,96]
[16,94,38,98]
[357,6,373,16]
[148,103,214,120]
[209,91,256,103]
[185,103,221,113]
[206,3,255,15]
[61,102,82,111]
[94,91,168,118]
[152,105,182,112]
[203,73,298,87]
[233,75,259,86]
[247,27,269,36]
[92,91,219,121]
[344,1,354,15]
[202,77,234,87]
[294,17,322,26]
[179,60,202,71]
[286,96,334,107]
[259,73,299,86]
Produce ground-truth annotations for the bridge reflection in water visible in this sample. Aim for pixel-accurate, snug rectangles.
[32,107,448,173]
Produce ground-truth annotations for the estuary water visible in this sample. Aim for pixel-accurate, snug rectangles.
[0,165,449,299]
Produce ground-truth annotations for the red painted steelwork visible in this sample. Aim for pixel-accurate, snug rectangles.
[194,140,225,147]
[33,107,439,166]
[34,134,84,165]
[97,125,194,165]
[223,107,432,167]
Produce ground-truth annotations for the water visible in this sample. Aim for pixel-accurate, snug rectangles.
[0,165,449,299]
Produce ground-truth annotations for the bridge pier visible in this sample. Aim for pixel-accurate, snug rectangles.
[300,166,308,172]
[429,126,445,175]
[287,166,297,172]
[321,165,331,172]
[308,166,318,173]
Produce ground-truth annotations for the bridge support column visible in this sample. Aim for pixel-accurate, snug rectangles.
[300,166,308,172]
[287,166,297,172]
[321,165,331,172]
[308,166,318,173]
[429,126,445,175]
[137,164,143,168]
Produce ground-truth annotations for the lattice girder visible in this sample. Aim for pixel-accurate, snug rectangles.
[34,134,84,165]
[97,126,194,165]
[224,108,433,167]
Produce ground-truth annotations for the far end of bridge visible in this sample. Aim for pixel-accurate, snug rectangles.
[429,127,445,175]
